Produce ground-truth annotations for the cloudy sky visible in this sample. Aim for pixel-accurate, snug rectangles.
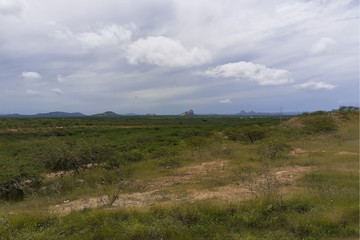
[0,0,358,114]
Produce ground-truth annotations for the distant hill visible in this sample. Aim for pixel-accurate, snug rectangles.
[0,112,86,117]
[35,112,86,117]
[91,111,120,117]
[236,110,300,116]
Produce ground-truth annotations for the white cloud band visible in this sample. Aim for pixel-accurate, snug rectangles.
[201,61,294,86]
[22,71,41,79]
[294,81,336,90]
[219,99,232,104]
[310,37,336,55]
[125,36,211,67]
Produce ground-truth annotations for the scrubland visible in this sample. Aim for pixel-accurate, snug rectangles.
[0,108,358,239]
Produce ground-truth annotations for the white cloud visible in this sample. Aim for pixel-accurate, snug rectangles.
[77,24,134,49]
[22,71,41,79]
[219,99,232,104]
[125,36,211,67]
[51,23,134,49]
[26,89,42,96]
[51,88,63,95]
[50,23,73,40]
[129,86,197,101]
[310,37,336,54]
[0,0,22,16]
[201,61,294,86]
[57,74,66,82]
[294,81,336,90]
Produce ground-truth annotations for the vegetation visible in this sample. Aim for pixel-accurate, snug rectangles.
[0,107,358,239]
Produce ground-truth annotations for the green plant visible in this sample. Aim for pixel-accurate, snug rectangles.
[258,135,291,163]
[302,116,338,134]
[224,125,266,144]
[43,139,113,173]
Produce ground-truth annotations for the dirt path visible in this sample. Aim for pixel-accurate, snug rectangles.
[336,151,359,155]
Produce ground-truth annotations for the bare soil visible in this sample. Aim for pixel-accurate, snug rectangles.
[49,161,313,216]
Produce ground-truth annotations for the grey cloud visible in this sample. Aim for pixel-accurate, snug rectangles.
[51,88,63,95]
[26,89,42,96]
[0,0,357,114]
[0,0,22,16]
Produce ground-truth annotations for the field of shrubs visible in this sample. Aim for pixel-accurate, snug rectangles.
[0,107,358,239]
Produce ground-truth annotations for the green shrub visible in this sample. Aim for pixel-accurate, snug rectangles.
[121,151,144,163]
[43,139,113,173]
[302,116,338,134]
[0,162,41,201]
[224,125,266,143]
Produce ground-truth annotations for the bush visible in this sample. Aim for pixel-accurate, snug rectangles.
[0,166,41,201]
[224,125,266,143]
[121,151,144,163]
[44,139,113,173]
[0,180,25,201]
[302,116,338,134]
[258,135,291,162]
[149,147,179,159]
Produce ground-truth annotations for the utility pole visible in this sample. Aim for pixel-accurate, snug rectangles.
[280,106,283,123]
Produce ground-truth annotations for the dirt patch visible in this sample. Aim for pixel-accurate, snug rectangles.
[336,151,358,155]
[289,148,309,156]
[50,197,107,215]
[44,163,99,179]
[6,128,19,132]
[44,170,68,179]
[191,185,251,201]
[48,162,312,216]
[141,160,230,190]
[180,160,229,173]
[274,165,313,183]
[49,184,252,216]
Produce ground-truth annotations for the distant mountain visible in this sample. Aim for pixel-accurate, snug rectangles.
[35,112,86,117]
[0,113,24,117]
[0,112,86,117]
[91,111,120,117]
[236,110,300,116]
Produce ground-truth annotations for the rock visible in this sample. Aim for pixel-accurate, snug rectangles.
[180,109,194,116]
[76,179,84,184]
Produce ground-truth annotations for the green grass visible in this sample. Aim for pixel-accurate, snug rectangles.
[1,198,357,240]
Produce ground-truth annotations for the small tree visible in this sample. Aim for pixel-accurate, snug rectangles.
[241,125,266,144]
[224,125,266,144]
[258,135,291,166]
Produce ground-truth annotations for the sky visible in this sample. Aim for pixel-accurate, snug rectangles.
[0,0,358,115]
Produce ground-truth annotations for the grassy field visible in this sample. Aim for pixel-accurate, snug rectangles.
[0,109,358,239]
